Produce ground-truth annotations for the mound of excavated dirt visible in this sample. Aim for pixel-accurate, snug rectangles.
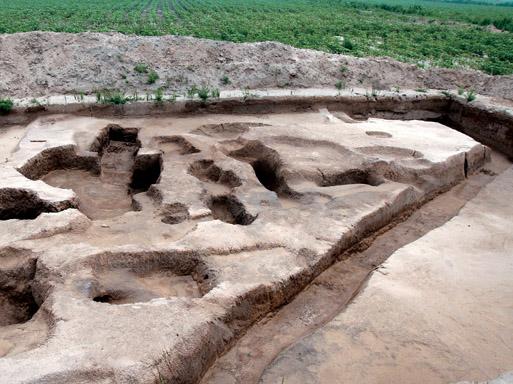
[1,32,513,100]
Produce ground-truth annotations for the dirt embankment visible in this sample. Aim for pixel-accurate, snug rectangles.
[1,32,513,100]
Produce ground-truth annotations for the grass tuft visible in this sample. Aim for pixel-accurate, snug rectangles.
[134,63,148,74]
[147,71,159,84]
[0,98,14,115]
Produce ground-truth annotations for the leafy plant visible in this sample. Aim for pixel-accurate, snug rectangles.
[147,71,159,84]
[465,89,477,102]
[187,85,199,99]
[97,90,128,105]
[197,86,210,102]
[242,88,258,101]
[210,88,220,98]
[0,98,14,115]
[154,87,164,104]
[221,75,231,85]
[134,63,148,74]
[415,88,427,93]
[342,38,354,51]
[335,80,345,90]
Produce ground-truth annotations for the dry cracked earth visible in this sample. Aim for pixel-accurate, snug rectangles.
[0,102,512,384]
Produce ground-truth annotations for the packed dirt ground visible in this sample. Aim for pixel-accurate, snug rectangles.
[1,32,513,100]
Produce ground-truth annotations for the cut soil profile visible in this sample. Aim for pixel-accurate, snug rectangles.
[0,92,512,384]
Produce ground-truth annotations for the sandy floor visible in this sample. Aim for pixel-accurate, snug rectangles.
[201,151,512,384]
[258,163,513,384]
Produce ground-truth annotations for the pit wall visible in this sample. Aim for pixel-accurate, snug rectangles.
[1,91,513,159]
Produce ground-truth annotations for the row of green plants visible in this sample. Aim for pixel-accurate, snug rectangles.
[0,85,478,116]
[0,0,512,74]
[94,85,221,105]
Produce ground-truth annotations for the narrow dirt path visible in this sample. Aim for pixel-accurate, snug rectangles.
[200,152,511,384]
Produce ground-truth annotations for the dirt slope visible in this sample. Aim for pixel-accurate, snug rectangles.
[1,32,513,99]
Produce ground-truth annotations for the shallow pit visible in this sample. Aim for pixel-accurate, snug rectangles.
[318,169,383,187]
[208,195,256,225]
[151,135,200,156]
[91,269,203,304]
[191,122,268,139]
[228,140,299,198]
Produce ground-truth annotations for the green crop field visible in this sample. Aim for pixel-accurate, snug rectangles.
[1,0,512,75]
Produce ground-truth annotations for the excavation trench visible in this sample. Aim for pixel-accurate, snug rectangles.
[0,95,511,384]
[200,150,511,384]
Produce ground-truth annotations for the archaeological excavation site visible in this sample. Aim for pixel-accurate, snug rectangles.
[1,32,513,384]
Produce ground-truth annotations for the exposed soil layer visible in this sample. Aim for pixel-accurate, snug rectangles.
[258,158,513,384]
[0,248,38,326]
[1,32,513,100]
[200,151,511,384]
[0,103,508,384]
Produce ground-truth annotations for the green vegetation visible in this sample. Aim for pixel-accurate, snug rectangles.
[154,87,164,104]
[96,90,128,105]
[335,80,345,90]
[147,71,159,84]
[465,89,477,101]
[1,0,512,74]
[134,63,149,74]
[0,98,14,114]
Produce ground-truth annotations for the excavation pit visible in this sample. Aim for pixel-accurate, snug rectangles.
[91,269,203,304]
[32,124,163,220]
[0,93,511,384]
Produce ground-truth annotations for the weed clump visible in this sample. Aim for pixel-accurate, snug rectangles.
[221,75,230,85]
[147,71,159,84]
[154,87,164,105]
[96,90,128,105]
[0,98,14,115]
[197,86,210,102]
[465,89,477,102]
[134,63,148,74]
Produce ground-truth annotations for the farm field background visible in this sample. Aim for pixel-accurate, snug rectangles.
[0,0,512,75]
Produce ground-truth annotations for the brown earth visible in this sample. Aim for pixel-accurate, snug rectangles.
[0,108,492,383]
[1,32,513,100]
[201,150,512,384]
